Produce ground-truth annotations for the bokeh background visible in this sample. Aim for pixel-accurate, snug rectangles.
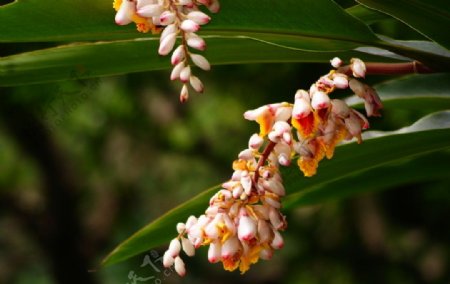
[0,0,449,283]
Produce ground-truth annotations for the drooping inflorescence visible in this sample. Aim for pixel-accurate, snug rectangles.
[162,58,383,276]
[113,0,220,102]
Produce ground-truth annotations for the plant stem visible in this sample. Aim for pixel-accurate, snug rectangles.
[338,61,434,76]
[253,141,277,183]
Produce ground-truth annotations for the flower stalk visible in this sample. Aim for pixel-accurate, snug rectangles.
[162,57,386,276]
[113,0,219,102]
[337,61,434,76]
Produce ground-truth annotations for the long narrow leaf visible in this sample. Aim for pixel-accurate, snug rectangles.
[0,37,398,87]
[102,110,450,267]
[357,0,450,50]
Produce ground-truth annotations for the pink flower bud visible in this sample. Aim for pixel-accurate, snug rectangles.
[238,216,257,241]
[137,4,163,18]
[244,106,268,121]
[174,256,186,277]
[190,53,211,70]
[275,105,293,121]
[271,230,284,249]
[181,237,195,257]
[292,91,312,119]
[170,62,185,80]
[263,178,286,197]
[248,133,264,149]
[351,58,366,78]
[176,222,186,234]
[221,236,240,259]
[179,84,189,103]
[204,220,219,239]
[332,74,349,89]
[160,24,177,43]
[240,173,253,196]
[345,112,363,140]
[187,11,211,25]
[189,75,204,93]
[208,241,222,263]
[238,149,254,160]
[186,35,206,51]
[159,11,175,25]
[269,208,285,230]
[179,66,191,83]
[207,0,220,13]
[311,90,330,110]
[163,251,174,267]
[136,0,153,9]
[180,19,200,32]
[185,216,197,231]
[330,57,343,68]
[158,32,177,55]
[168,238,181,257]
[115,0,135,25]
[171,45,185,65]
[232,185,243,199]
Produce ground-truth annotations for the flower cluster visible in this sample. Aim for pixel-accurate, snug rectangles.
[113,0,220,102]
[162,58,383,276]
[163,132,288,276]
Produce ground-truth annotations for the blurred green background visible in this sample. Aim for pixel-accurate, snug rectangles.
[0,0,449,283]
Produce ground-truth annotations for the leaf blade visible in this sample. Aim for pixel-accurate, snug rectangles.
[102,111,450,267]
[357,0,450,49]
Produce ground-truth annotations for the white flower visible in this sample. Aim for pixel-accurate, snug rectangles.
[174,256,186,276]
[190,53,211,71]
[163,251,174,267]
[208,241,222,263]
[180,19,200,32]
[189,76,204,93]
[137,4,164,18]
[115,0,136,25]
[248,133,264,150]
[182,237,195,256]
[271,230,284,249]
[351,58,366,78]
[168,238,181,257]
[330,57,343,68]
[292,90,312,119]
[238,216,257,242]
[158,32,177,56]
[221,236,240,259]
[187,11,211,25]
[311,90,330,110]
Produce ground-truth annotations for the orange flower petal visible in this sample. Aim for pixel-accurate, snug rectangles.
[292,111,317,139]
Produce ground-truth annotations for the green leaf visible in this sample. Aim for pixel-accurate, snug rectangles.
[284,151,450,208]
[357,0,450,50]
[0,0,378,46]
[2,0,449,86]
[0,37,398,87]
[346,4,390,24]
